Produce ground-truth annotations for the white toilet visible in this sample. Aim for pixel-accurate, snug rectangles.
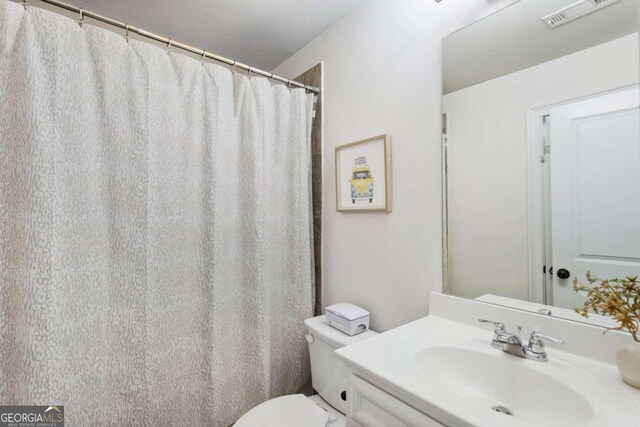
[235,314,377,427]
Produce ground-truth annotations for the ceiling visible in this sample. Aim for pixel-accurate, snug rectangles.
[443,0,638,94]
[70,0,365,70]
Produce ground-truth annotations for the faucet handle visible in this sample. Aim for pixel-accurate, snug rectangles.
[528,330,564,354]
[478,319,505,331]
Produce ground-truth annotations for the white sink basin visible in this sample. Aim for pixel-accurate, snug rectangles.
[414,344,592,426]
[336,313,640,427]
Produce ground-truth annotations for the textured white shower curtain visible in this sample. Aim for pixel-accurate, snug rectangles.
[0,1,314,425]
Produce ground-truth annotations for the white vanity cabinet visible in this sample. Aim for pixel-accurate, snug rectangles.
[347,375,444,427]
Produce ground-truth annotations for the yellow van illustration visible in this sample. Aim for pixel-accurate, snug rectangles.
[350,156,373,203]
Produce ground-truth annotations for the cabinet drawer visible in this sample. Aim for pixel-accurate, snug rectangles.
[347,375,445,427]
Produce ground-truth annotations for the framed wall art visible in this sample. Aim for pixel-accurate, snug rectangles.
[335,134,392,212]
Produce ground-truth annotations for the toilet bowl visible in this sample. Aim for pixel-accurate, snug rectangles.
[234,394,333,427]
[235,314,377,427]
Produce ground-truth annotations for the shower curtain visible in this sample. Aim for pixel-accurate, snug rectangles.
[0,1,314,425]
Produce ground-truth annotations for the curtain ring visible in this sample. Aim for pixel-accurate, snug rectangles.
[166,38,173,55]
[125,24,130,43]
[78,8,84,28]
[22,0,28,11]
[201,50,206,66]
[287,79,292,89]
[247,66,252,79]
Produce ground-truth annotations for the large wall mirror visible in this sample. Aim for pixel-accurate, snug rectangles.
[442,0,639,327]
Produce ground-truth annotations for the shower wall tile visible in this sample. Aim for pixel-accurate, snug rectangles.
[312,180,322,218]
[295,63,322,315]
[312,153,322,181]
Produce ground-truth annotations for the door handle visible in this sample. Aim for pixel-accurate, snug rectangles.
[557,268,570,279]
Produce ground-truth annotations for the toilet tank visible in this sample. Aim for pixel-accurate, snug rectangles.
[304,315,377,413]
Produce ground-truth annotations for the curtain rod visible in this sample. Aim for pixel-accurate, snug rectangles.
[15,0,320,94]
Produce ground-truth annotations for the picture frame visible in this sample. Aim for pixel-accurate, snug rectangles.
[335,134,392,212]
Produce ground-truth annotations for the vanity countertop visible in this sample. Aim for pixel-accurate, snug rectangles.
[336,293,640,427]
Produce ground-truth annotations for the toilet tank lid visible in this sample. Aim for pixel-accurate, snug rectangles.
[305,315,377,348]
[325,303,369,320]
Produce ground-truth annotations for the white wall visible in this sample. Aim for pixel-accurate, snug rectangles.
[443,34,639,301]
[273,0,518,332]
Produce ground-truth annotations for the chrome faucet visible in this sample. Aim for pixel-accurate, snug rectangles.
[478,319,564,362]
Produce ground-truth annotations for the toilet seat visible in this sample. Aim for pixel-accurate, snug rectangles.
[234,394,330,427]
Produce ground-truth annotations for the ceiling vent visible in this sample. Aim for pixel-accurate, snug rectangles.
[542,0,619,29]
